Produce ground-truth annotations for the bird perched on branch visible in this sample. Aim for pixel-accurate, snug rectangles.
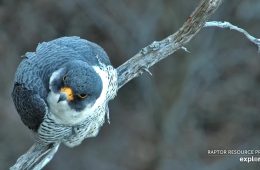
[12,36,117,147]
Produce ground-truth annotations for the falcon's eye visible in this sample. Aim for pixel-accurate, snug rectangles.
[63,75,67,81]
[77,93,88,99]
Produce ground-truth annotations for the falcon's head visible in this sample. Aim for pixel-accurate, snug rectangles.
[47,60,106,124]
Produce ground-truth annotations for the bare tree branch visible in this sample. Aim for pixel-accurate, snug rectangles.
[11,0,225,169]
[10,142,60,170]
[205,21,260,52]
[117,0,224,88]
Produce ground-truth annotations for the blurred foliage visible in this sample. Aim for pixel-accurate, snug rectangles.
[0,0,260,170]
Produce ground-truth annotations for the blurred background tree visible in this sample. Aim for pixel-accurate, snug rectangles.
[0,0,260,169]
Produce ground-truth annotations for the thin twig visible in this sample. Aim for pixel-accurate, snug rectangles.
[205,21,260,52]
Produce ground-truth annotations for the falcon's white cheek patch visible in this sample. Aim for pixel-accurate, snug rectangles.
[47,69,94,125]
[49,68,64,89]
[47,92,93,125]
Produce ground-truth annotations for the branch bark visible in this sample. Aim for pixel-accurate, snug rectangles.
[117,0,223,88]
[10,143,60,170]
[11,0,224,169]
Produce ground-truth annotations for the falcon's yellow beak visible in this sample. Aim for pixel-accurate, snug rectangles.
[60,87,74,101]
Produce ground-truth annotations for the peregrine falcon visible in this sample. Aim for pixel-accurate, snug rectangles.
[12,36,117,147]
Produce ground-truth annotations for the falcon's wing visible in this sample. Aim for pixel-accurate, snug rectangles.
[12,82,47,131]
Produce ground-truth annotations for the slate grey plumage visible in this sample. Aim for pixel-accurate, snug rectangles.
[12,36,117,147]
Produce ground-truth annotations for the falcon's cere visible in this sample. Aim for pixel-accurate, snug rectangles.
[12,36,117,147]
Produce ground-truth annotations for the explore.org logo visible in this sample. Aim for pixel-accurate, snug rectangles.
[208,149,260,163]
